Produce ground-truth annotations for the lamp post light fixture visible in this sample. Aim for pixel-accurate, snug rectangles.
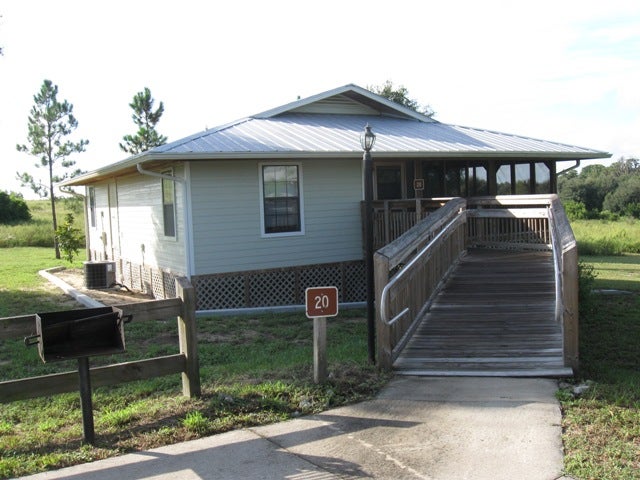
[360,124,376,364]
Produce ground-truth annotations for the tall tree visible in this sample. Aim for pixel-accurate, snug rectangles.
[119,87,167,154]
[16,79,88,259]
[369,80,435,117]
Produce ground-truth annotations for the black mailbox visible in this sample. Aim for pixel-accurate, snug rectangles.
[25,306,131,363]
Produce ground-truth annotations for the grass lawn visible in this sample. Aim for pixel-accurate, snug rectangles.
[560,254,640,480]
[0,248,387,479]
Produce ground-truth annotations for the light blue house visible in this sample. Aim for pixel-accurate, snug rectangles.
[62,84,608,311]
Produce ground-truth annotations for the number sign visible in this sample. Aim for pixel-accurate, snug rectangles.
[305,286,339,318]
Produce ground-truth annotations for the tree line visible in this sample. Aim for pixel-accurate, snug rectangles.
[558,158,640,219]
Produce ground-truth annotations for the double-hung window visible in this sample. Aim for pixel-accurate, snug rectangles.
[88,186,96,228]
[261,164,303,235]
[162,171,176,238]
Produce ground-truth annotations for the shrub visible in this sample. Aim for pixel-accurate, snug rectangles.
[55,214,84,263]
[578,261,596,307]
[563,200,588,221]
[0,191,31,223]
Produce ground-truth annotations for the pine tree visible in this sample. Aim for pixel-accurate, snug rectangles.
[119,87,168,154]
[16,79,88,259]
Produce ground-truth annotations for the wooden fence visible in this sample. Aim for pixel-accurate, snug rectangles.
[0,277,200,403]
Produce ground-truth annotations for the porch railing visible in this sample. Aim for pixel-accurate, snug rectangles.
[373,194,578,371]
[363,199,451,250]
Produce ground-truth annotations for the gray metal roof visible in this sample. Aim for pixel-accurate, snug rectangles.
[151,113,606,157]
[61,84,610,186]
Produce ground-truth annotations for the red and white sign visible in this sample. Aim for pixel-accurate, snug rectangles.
[305,286,339,318]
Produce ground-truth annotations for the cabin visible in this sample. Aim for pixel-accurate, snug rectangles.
[60,84,608,314]
[61,84,611,375]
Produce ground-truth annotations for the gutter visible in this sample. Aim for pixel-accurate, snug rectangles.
[136,163,194,279]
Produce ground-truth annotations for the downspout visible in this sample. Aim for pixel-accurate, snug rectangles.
[557,159,580,176]
[136,163,194,278]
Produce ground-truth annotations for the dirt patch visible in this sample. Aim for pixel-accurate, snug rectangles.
[45,267,154,306]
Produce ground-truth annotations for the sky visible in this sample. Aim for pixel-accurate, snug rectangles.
[1,0,639,198]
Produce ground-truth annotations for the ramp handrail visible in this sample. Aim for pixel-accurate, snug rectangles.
[379,212,466,325]
[547,194,579,370]
[375,198,467,369]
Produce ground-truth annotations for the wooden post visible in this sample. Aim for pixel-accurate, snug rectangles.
[175,277,200,397]
[313,317,327,384]
[562,245,580,371]
[77,357,95,445]
[375,252,392,370]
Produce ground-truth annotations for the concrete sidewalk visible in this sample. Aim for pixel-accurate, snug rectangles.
[20,377,569,480]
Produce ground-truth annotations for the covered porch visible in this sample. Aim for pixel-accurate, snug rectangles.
[363,157,558,250]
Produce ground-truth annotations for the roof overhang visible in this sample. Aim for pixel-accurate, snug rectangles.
[59,150,610,187]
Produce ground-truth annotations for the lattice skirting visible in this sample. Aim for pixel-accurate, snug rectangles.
[89,250,178,300]
[192,260,366,311]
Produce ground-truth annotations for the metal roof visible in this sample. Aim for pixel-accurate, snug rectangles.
[152,113,607,157]
[61,84,610,186]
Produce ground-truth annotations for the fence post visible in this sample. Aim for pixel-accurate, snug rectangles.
[175,277,201,397]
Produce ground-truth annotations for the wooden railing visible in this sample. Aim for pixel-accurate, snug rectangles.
[466,195,553,249]
[374,194,578,372]
[548,195,579,370]
[0,277,200,403]
[364,199,451,250]
[374,198,467,369]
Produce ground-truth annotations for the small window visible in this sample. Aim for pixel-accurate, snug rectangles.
[261,165,302,235]
[375,165,403,200]
[162,172,176,237]
[497,164,512,195]
[88,187,96,228]
[534,162,551,194]
[515,163,531,194]
[471,166,488,196]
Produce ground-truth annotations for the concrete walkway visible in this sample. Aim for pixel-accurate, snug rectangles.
[21,376,569,480]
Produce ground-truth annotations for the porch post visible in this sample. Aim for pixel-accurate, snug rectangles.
[361,124,376,364]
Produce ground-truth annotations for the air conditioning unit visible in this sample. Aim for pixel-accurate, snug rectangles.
[84,261,116,289]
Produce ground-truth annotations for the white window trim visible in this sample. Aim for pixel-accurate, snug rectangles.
[258,162,305,238]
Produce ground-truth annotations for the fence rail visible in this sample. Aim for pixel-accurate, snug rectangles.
[0,277,200,403]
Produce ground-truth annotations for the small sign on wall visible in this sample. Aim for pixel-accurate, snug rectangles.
[414,179,425,191]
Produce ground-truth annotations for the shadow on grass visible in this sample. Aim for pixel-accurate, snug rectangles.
[0,288,80,319]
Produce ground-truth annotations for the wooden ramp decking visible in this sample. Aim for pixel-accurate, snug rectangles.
[394,248,573,377]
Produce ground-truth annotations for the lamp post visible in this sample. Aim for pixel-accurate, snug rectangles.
[360,124,376,364]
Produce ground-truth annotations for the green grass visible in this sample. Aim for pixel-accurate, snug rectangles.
[559,219,640,479]
[572,218,640,255]
[0,247,85,318]
[0,248,387,479]
[0,198,84,248]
